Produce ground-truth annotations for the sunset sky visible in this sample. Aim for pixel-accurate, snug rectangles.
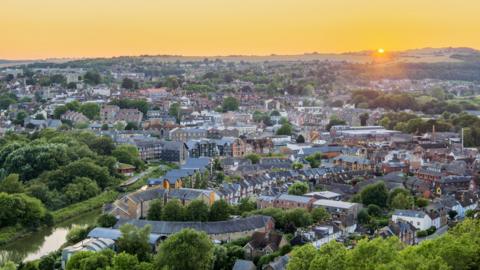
[2,0,480,60]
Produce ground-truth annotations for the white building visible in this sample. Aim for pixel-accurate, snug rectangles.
[391,210,432,231]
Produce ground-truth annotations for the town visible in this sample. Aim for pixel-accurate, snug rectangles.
[0,51,479,270]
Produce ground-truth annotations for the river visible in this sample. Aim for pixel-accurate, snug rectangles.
[0,210,100,264]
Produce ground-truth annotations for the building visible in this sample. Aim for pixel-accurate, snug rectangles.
[333,155,373,172]
[313,199,360,231]
[391,210,433,231]
[243,231,286,259]
[133,139,188,163]
[61,238,115,269]
[272,194,316,210]
[61,110,89,124]
[169,127,207,142]
[113,215,275,242]
[100,105,143,124]
[105,187,219,219]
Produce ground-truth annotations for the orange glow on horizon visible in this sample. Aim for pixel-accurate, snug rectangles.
[2,0,480,60]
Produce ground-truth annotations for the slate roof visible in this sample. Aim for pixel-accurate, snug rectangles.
[232,260,256,270]
[393,209,426,218]
[114,215,273,235]
[88,227,161,245]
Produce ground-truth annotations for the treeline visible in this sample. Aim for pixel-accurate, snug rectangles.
[350,89,477,114]
[0,129,143,232]
[244,207,330,234]
[287,218,480,270]
[379,111,480,146]
[348,61,480,82]
[147,198,257,222]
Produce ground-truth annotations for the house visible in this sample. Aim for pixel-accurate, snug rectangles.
[100,105,143,124]
[114,215,275,242]
[333,155,373,172]
[435,176,471,195]
[272,194,316,210]
[263,255,289,270]
[378,220,417,245]
[313,199,360,231]
[310,224,343,249]
[391,210,432,231]
[105,187,219,219]
[232,260,256,270]
[61,238,115,269]
[169,127,207,142]
[133,139,188,163]
[87,227,161,251]
[61,110,89,124]
[187,139,218,157]
[116,163,135,176]
[244,231,287,259]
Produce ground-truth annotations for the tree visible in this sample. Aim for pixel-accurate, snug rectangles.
[415,197,429,208]
[360,182,389,208]
[359,113,369,126]
[276,123,293,136]
[448,210,458,220]
[209,200,231,221]
[112,252,139,270]
[0,174,24,194]
[236,198,256,214]
[326,118,346,131]
[222,97,239,112]
[296,134,305,143]
[305,152,323,168]
[121,78,138,90]
[147,199,163,221]
[292,162,304,170]
[357,209,370,225]
[64,177,100,204]
[38,255,55,270]
[97,214,117,227]
[125,122,138,130]
[309,241,347,270]
[66,250,112,270]
[156,229,214,270]
[88,136,115,155]
[311,207,330,223]
[117,224,152,261]
[14,110,28,125]
[168,103,181,123]
[284,208,313,228]
[162,199,185,221]
[83,71,102,85]
[79,103,100,120]
[367,204,382,216]
[288,182,309,195]
[185,200,209,221]
[53,105,68,119]
[244,154,260,164]
[286,244,317,270]
[390,193,414,210]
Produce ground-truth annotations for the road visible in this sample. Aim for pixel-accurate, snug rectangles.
[417,225,449,243]
[120,166,156,187]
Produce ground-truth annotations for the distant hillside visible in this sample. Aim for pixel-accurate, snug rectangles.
[2,47,480,66]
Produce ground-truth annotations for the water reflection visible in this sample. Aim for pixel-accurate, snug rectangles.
[0,210,99,264]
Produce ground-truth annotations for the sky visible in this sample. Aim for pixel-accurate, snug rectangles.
[2,0,480,60]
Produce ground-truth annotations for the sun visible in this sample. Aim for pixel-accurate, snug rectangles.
[377,48,385,54]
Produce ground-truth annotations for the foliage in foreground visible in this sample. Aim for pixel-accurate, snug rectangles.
[287,218,480,270]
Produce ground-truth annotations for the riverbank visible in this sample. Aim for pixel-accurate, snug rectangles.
[0,190,118,247]
[0,210,100,264]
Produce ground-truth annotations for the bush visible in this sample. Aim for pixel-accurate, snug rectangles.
[426,226,437,235]
[97,214,117,227]
[416,230,428,237]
